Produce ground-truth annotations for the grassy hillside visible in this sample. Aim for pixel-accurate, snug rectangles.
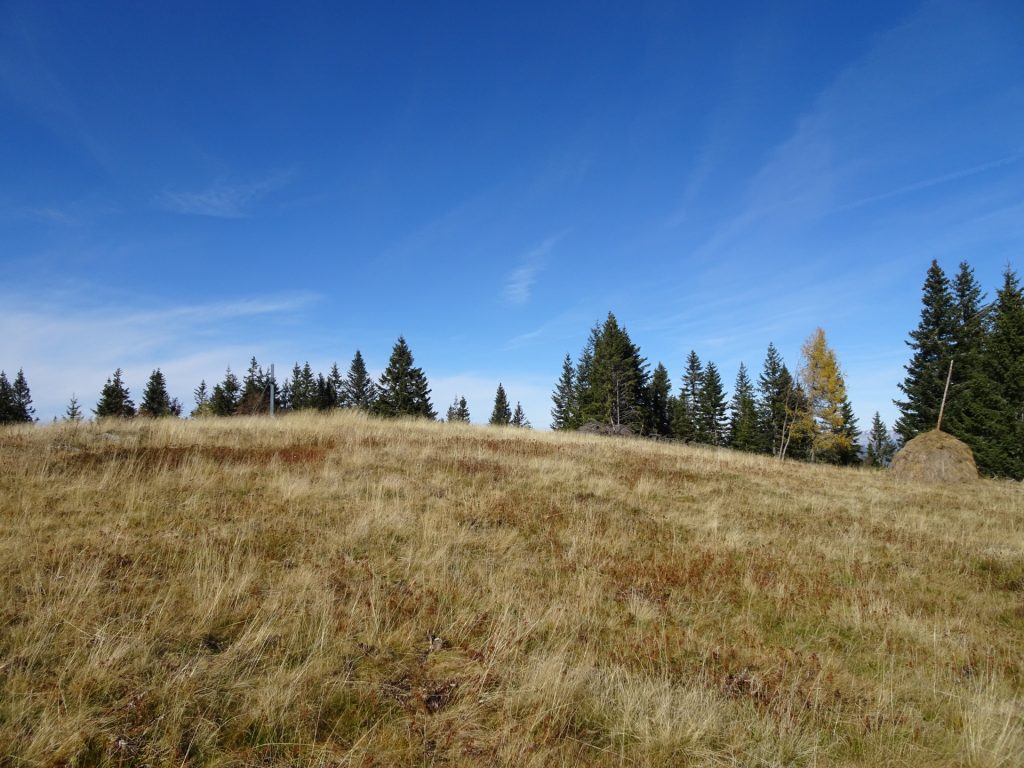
[1,414,1022,766]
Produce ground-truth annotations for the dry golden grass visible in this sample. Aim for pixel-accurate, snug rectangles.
[1,412,1022,767]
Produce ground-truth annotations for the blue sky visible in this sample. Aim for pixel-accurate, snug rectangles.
[2,1,1022,427]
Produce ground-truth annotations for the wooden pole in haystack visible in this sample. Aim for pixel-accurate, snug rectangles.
[936,359,953,432]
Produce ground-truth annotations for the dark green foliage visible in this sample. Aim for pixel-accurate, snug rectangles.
[64,394,84,422]
[289,362,318,411]
[670,395,692,442]
[140,369,174,417]
[511,402,530,428]
[649,363,673,437]
[550,354,577,430]
[728,363,759,452]
[1,369,34,423]
[695,361,728,446]
[943,261,988,437]
[374,337,435,419]
[210,368,241,417]
[10,369,34,422]
[865,412,897,467]
[328,363,345,408]
[757,344,796,458]
[237,357,279,414]
[833,398,861,466]
[446,396,470,423]
[959,268,1024,479]
[576,313,650,431]
[342,350,377,410]
[192,380,212,417]
[95,368,136,418]
[0,372,14,424]
[673,351,702,442]
[895,260,957,442]
[490,384,511,426]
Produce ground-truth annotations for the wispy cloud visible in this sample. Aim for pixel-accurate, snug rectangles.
[0,288,318,419]
[156,171,295,218]
[503,232,567,305]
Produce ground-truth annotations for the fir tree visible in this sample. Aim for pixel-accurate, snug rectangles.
[959,268,1024,479]
[550,354,577,430]
[865,412,897,467]
[835,398,861,466]
[192,380,212,417]
[757,344,794,457]
[374,337,436,419]
[895,260,957,441]
[95,368,136,418]
[944,261,988,437]
[572,324,600,423]
[579,313,649,431]
[490,383,512,426]
[0,372,12,424]
[10,369,34,422]
[342,350,377,410]
[65,394,84,422]
[674,351,702,442]
[695,361,728,445]
[328,363,345,408]
[139,369,173,417]
[728,363,759,452]
[446,395,471,423]
[210,367,241,417]
[649,363,673,437]
[511,402,530,428]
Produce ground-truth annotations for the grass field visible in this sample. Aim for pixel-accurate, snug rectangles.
[1,413,1022,766]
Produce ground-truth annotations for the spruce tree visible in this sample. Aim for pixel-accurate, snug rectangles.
[675,351,702,442]
[10,369,34,422]
[579,313,649,431]
[374,337,436,419]
[728,363,759,452]
[139,368,173,417]
[0,372,12,424]
[835,398,861,466]
[328,363,344,408]
[756,344,794,457]
[446,396,471,423]
[192,379,211,417]
[944,261,988,437]
[696,361,728,445]
[95,368,136,418]
[894,260,957,441]
[650,363,673,437]
[865,412,897,467]
[489,384,512,426]
[550,354,577,430]
[511,402,530,428]
[573,324,600,423]
[342,350,377,410]
[959,268,1024,478]
[65,394,84,422]
[210,367,241,417]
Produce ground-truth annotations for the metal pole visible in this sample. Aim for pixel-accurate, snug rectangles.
[269,363,275,418]
[936,358,953,432]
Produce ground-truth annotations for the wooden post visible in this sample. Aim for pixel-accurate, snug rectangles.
[936,359,953,432]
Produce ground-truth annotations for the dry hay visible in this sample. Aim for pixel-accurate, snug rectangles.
[890,429,978,483]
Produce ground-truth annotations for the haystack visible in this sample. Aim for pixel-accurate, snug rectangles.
[890,429,978,483]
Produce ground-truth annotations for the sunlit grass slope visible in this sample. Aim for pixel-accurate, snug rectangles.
[1,413,1022,766]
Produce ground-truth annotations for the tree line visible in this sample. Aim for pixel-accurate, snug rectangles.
[548,312,883,466]
[0,336,529,431]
